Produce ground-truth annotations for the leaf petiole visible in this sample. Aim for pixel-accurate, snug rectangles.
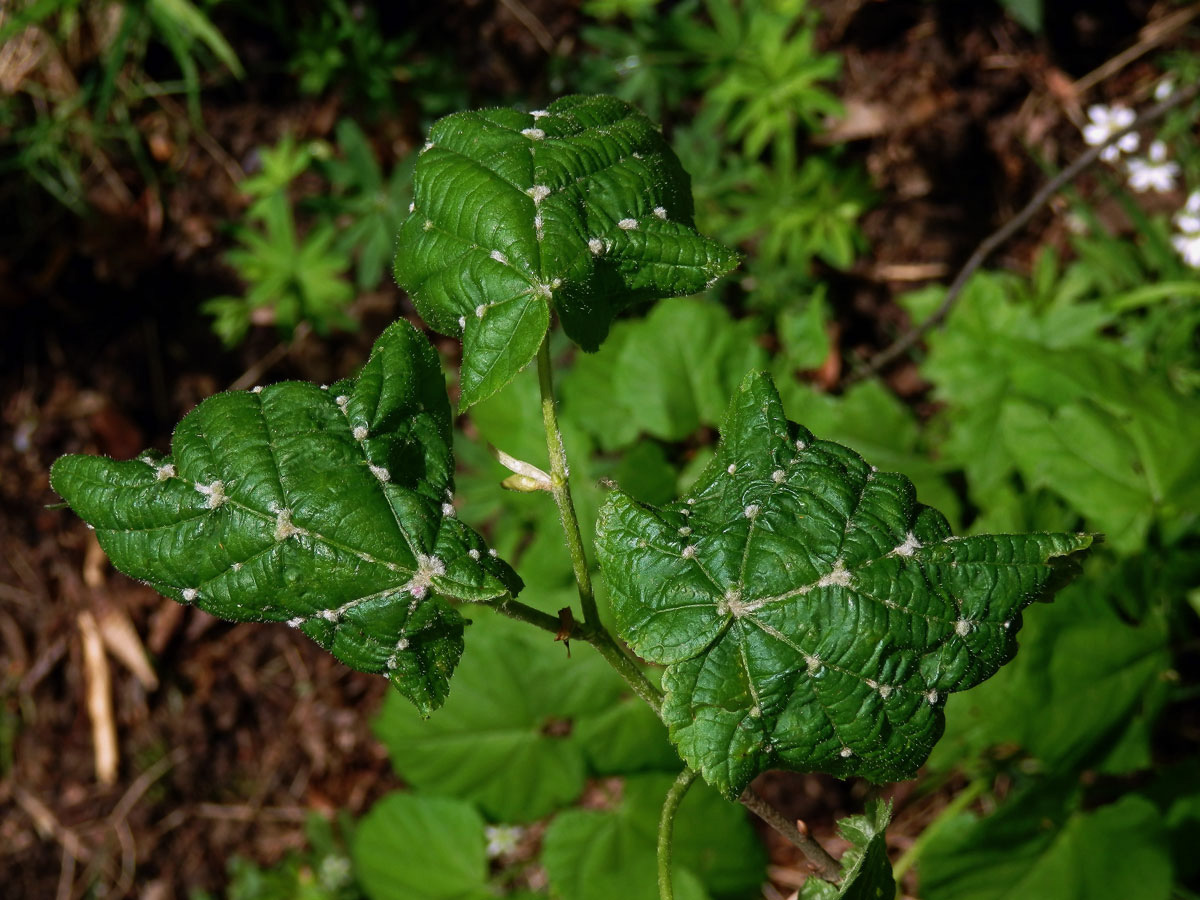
[658,767,699,900]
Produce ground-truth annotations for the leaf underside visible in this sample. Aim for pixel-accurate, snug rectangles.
[51,321,521,715]
[596,371,1092,798]
[394,93,740,408]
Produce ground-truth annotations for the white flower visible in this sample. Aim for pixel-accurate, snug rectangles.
[1126,141,1179,193]
[485,824,524,859]
[1176,192,1200,234]
[1083,105,1139,162]
[1172,232,1200,268]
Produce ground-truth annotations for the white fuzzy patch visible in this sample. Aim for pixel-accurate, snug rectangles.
[182,588,198,602]
[955,619,973,637]
[475,304,487,318]
[744,504,760,519]
[521,127,545,140]
[892,531,922,557]
[653,206,667,219]
[195,480,227,509]
[617,218,638,230]
[771,469,785,484]
[274,509,301,541]
[526,184,550,204]
[405,554,446,601]
[155,463,176,481]
[727,463,737,475]
[681,545,696,559]
[469,548,481,560]
[287,616,304,628]
[441,502,456,518]
[490,249,508,264]
[678,526,692,536]
[588,237,604,255]
[926,690,939,704]
[878,684,893,699]
[369,465,391,483]
[817,561,851,589]
[251,385,262,394]
[839,747,853,758]
[458,316,467,330]
[531,109,548,119]
[353,425,368,441]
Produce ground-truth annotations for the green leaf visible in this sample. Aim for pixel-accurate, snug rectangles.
[930,577,1171,775]
[595,370,1093,797]
[774,378,961,528]
[353,793,493,900]
[541,773,766,900]
[920,788,1172,900]
[50,321,520,715]
[801,800,894,900]
[394,94,740,408]
[372,610,627,822]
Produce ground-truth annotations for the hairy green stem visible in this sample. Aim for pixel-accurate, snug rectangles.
[537,335,601,628]
[658,767,699,900]
[891,778,987,885]
[534,334,663,715]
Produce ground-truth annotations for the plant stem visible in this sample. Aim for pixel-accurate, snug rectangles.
[739,787,843,883]
[891,778,987,884]
[494,595,574,636]
[536,335,601,629]
[534,333,663,715]
[658,767,699,900]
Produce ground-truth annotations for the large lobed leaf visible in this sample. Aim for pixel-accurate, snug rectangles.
[394,93,740,408]
[51,321,520,715]
[596,371,1092,798]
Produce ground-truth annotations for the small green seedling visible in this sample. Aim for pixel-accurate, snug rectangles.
[51,95,1091,899]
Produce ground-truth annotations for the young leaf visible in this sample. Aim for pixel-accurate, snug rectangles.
[394,94,740,408]
[50,321,520,715]
[595,371,1092,798]
[801,800,894,900]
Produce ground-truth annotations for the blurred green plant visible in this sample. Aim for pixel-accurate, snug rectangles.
[190,813,362,900]
[316,120,413,290]
[203,123,415,344]
[0,0,242,212]
[575,0,874,310]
